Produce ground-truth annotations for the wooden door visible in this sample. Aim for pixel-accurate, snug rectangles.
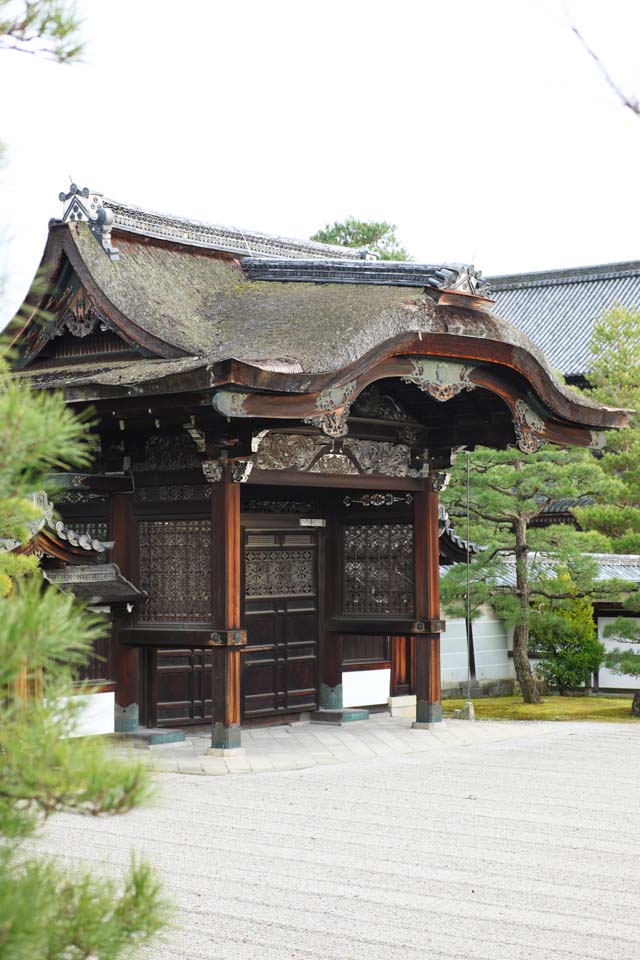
[242,528,319,718]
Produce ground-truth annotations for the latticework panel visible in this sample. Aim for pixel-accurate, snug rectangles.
[245,549,314,598]
[138,519,212,623]
[343,523,414,615]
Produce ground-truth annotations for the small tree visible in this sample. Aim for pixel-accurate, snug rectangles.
[0,352,166,956]
[441,446,636,704]
[310,217,411,260]
[601,617,640,717]
[530,596,604,694]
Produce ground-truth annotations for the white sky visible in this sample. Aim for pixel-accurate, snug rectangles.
[1,0,640,324]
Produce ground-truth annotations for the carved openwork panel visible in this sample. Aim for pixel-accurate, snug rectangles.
[245,542,315,598]
[138,519,211,623]
[343,523,414,615]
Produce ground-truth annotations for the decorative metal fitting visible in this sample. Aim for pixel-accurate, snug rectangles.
[401,359,476,402]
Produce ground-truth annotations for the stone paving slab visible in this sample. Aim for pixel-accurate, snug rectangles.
[139,714,570,777]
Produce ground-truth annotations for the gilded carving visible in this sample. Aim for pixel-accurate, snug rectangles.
[211,391,250,418]
[253,432,428,478]
[401,358,476,402]
[308,452,358,475]
[304,380,357,437]
[430,472,450,492]
[201,460,223,483]
[513,399,546,454]
[256,433,323,471]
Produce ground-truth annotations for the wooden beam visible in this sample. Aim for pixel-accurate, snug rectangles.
[209,468,243,751]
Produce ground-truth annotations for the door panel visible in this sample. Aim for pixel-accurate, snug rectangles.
[155,648,212,725]
[242,529,319,718]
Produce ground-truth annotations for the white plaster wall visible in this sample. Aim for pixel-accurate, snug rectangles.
[440,618,469,684]
[342,668,391,707]
[61,690,115,737]
[597,616,640,690]
[441,608,514,684]
[474,609,515,681]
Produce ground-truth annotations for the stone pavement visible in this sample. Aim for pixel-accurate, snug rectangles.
[143,714,568,776]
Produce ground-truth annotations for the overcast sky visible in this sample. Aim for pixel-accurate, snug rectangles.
[1,0,640,323]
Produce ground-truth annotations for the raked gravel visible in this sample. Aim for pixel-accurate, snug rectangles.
[33,720,640,959]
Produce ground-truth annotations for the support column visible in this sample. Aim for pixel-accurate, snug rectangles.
[209,468,243,752]
[319,633,343,709]
[413,477,443,726]
[110,492,140,733]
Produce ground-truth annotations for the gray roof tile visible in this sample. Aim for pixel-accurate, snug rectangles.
[489,261,640,376]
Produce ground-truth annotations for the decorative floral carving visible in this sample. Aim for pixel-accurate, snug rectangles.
[53,285,113,339]
[430,472,450,492]
[136,433,203,472]
[308,452,358,475]
[230,460,254,483]
[256,433,324,471]
[138,519,211,623]
[136,484,210,502]
[253,432,428,478]
[304,381,357,437]
[401,358,476,402]
[513,400,546,453]
[343,523,414,615]
[245,548,314,598]
[351,384,412,421]
[201,460,223,483]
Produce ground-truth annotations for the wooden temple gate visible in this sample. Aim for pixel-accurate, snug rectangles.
[8,186,628,750]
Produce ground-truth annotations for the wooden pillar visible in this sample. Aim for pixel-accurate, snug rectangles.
[209,468,243,751]
[110,492,140,732]
[320,508,343,709]
[320,633,343,709]
[413,478,443,726]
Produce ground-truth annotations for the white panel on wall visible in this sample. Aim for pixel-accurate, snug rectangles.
[441,608,514,684]
[441,618,469,683]
[473,612,514,681]
[597,616,640,690]
[342,668,390,707]
[61,690,115,737]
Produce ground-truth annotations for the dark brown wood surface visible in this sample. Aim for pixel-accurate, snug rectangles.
[242,527,319,717]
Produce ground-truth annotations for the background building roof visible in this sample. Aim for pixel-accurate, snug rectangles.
[489,261,640,377]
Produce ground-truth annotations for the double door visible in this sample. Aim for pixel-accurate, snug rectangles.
[147,523,320,725]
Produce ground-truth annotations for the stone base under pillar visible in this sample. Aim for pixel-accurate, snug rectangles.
[311,708,369,725]
[319,682,343,710]
[415,701,443,724]
[114,702,139,734]
[211,721,242,751]
[412,720,446,730]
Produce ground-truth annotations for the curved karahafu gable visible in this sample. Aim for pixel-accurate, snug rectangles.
[9,191,630,454]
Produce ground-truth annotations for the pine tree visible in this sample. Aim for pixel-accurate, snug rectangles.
[575,305,640,551]
[0,357,166,958]
[440,446,637,703]
[600,618,640,717]
[310,217,411,260]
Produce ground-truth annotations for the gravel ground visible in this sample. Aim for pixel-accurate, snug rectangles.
[34,721,640,959]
